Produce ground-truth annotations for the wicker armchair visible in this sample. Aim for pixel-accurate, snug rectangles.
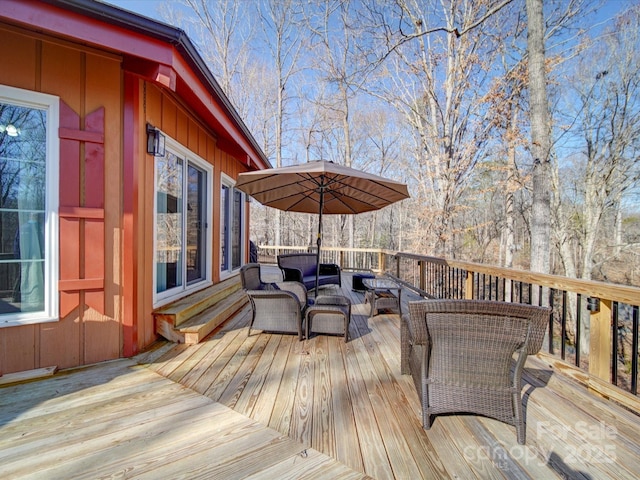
[240,263,308,340]
[401,299,551,444]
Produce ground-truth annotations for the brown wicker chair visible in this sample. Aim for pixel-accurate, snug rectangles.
[401,299,551,444]
[240,263,308,340]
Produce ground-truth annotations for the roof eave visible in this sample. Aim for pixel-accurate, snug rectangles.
[35,0,271,170]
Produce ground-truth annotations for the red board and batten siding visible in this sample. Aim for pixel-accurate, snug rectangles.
[0,24,123,375]
[134,81,251,351]
[1,2,262,375]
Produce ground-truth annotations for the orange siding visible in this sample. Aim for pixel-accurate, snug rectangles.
[0,18,256,374]
[1,26,37,89]
[84,52,121,364]
[0,24,122,374]
[137,82,242,346]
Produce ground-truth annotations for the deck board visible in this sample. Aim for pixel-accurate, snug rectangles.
[329,338,364,472]
[0,359,363,480]
[250,334,292,425]
[1,271,639,479]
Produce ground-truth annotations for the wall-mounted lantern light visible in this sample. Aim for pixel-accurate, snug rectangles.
[586,297,600,313]
[146,123,165,156]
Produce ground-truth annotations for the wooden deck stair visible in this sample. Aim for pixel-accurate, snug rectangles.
[154,276,248,344]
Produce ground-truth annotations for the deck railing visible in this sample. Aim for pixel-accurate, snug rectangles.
[258,245,640,410]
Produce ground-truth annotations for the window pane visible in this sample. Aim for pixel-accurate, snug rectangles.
[186,164,205,284]
[221,185,228,271]
[232,189,242,269]
[0,102,46,315]
[156,153,183,294]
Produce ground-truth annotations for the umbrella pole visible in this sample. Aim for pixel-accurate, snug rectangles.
[315,183,325,297]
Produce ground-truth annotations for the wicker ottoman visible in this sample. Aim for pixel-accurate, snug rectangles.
[305,295,352,341]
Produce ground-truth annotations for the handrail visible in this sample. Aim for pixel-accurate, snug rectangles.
[426,255,640,305]
[258,244,640,410]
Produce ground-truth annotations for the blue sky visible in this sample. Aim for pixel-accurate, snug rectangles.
[103,0,166,20]
[105,0,632,24]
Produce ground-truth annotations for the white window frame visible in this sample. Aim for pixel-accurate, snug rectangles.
[0,85,59,328]
[220,173,245,279]
[153,135,213,308]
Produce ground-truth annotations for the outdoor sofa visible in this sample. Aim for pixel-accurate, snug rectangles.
[277,253,341,291]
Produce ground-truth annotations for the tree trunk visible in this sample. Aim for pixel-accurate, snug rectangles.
[526,0,552,298]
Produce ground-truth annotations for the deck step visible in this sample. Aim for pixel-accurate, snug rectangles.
[154,277,248,344]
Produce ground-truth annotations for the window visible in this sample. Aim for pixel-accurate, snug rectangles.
[154,136,212,306]
[220,175,245,276]
[0,85,59,327]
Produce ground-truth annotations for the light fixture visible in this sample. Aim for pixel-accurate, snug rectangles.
[0,124,20,136]
[146,123,165,156]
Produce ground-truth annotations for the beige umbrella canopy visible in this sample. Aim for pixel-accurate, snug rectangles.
[236,160,410,291]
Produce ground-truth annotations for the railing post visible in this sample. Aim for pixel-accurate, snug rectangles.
[419,260,426,292]
[378,251,383,273]
[339,250,344,270]
[464,270,474,299]
[589,298,612,382]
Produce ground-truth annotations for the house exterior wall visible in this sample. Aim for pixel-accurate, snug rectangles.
[132,80,249,351]
[0,22,252,375]
[0,23,123,373]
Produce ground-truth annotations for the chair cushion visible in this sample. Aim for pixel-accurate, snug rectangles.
[303,265,317,277]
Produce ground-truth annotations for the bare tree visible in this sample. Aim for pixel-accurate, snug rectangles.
[304,0,373,257]
[555,5,640,282]
[367,0,507,257]
[166,1,253,106]
[258,0,306,248]
[525,0,552,281]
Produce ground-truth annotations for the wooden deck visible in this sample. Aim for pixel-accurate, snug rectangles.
[2,270,640,479]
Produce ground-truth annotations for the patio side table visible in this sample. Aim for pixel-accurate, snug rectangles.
[363,277,402,318]
[305,295,352,341]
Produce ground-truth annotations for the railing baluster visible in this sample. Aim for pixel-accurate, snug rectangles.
[612,301,619,386]
[538,285,543,306]
[482,274,486,300]
[632,306,639,395]
[576,294,582,367]
[450,265,454,298]
[561,290,567,360]
[548,290,555,355]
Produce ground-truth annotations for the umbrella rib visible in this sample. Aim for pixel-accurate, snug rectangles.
[321,175,404,213]
[287,174,403,213]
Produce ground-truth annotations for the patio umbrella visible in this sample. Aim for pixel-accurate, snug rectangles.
[235,160,410,292]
